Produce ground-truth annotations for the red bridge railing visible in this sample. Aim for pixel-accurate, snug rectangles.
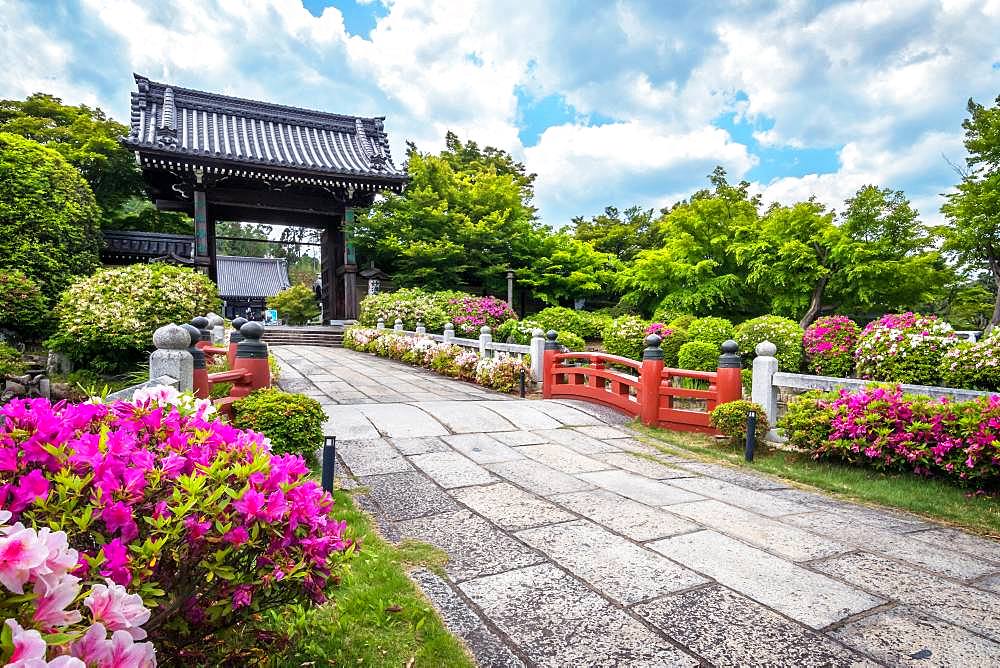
[542,332,742,434]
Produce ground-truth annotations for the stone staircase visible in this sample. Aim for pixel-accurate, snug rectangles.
[262,325,346,347]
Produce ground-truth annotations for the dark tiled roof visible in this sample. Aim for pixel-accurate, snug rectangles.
[217,256,291,298]
[123,74,406,190]
[101,230,193,263]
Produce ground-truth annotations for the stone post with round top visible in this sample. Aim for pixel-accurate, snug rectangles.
[716,339,743,405]
[443,323,454,343]
[415,321,426,335]
[751,340,779,436]
[150,324,194,393]
[181,323,209,398]
[478,325,492,358]
[640,334,665,426]
[227,317,248,368]
[529,328,545,387]
[231,320,270,398]
[206,312,225,345]
[394,318,403,331]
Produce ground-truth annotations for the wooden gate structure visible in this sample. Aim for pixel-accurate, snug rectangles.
[542,332,742,434]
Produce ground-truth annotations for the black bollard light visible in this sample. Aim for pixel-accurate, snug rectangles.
[519,368,526,398]
[745,410,757,462]
[322,435,336,493]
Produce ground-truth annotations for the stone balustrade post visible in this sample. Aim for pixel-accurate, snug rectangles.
[529,328,545,386]
[227,317,247,369]
[206,312,225,345]
[415,321,426,335]
[479,325,492,358]
[377,318,385,330]
[150,324,194,393]
[443,322,454,343]
[751,341,780,440]
[394,318,403,331]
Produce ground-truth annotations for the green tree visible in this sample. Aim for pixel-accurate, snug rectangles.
[0,93,142,214]
[0,132,101,308]
[216,221,273,256]
[572,205,656,261]
[619,167,765,317]
[267,284,320,325]
[104,198,194,235]
[940,96,1000,329]
[518,234,620,305]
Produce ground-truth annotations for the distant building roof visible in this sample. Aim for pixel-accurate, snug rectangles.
[216,256,291,299]
[101,230,193,264]
[122,74,406,191]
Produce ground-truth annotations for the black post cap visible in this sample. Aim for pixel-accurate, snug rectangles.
[544,330,561,350]
[230,317,248,344]
[718,339,742,368]
[181,323,206,369]
[236,321,268,359]
[191,316,211,341]
[642,334,664,361]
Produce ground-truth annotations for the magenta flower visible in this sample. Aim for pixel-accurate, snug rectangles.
[99,539,131,587]
[85,579,152,640]
[232,584,253,609]
[233,488,266,520]
[10,469,49,512]
[223,526,249,546]
[0,523,49,593]
[101,502,138,542]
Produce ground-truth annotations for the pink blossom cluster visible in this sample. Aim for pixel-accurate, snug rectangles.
[0,509,155,666]
[854,312,958,385]
[801,385,1000,484]
[645,323,674,338]
[0,395,351,649]
[803,315,861,377]
[449,296,516,335]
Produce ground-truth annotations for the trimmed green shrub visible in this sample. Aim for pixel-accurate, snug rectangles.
[602,316,648,360]
[939,332,1000,390]
[495,318,541,344]
[0,341,25,377]
[0,133,101,306]
[734,315,804,371]
[710,400,769,444]
[687,317,734,347]
[677,340,718,372]
[232,388,325,464]
[533,307,612,340]
[667,314,697,331]
[46,263,220,373]
[358,288,471,331]
[0,269,49,338]
[267,284,319,325]
[556,331,586,352]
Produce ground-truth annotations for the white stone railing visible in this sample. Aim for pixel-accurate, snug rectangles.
[377,318,545,384]
[750,340,995,441]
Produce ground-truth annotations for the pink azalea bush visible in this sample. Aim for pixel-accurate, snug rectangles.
[939,331,1000,391]
[0,390,352,655]
[448,296,516,336]
[854,312,958,385]
[803,315,861,377]
[475,355,532,393]
[0,508,156,666]
[779,385,1000,486]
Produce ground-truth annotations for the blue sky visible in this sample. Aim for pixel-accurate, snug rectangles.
[2,0,998,226]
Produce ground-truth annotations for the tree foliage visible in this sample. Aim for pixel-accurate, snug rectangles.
[267,284,320,325]
[0,132,101,307]
[572,205,656,261]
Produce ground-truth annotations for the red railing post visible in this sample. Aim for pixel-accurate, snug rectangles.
[639,334,664,426]
[227,317,247,369]
[715,339,743,405]
[230,321,270,398]
[542,330,559,399]
[182,323,209,399]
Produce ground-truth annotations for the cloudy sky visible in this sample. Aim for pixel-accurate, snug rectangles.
[2,0,999,226]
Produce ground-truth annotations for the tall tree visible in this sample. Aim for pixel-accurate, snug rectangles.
[572,205,656,261]
[0,93,142,214]
[940,95,1000,329]
[518,234,619,306]
[215,221,273,257]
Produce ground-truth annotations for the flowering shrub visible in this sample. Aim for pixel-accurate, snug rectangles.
[710,400,769,445]
[46,264,220,374]
[532,307,610,340]
[342,326,388,352]
[939,332,1000,391]
[495,319,584,351]
[645,323,688,368]
[449,296,516,336]
[475,355,532,393]
[803,315,861,377]
[232,389,326,464]
[686,317,734,347]
[453,351,480,380]
[854,312,958,385]
[779,385,1000,486]
[0,388,351,653]
[734,315,804,372]
[358,288,470,332]
[0,269,49,339]
[0,510,157,666]
[0,341,25,378]
[601,316,648,360]
[677,341,718,372]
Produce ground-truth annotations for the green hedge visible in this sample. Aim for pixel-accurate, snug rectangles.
[733,315,804,371]
[232,389,326,465]
[687,317,734,347]
[602,316,648,360]
[532,307,611,340]
[677,340,718,372]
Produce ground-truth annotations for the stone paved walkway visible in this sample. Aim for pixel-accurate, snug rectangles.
[273,345,1000,667]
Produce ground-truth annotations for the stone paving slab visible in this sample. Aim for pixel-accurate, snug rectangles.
[669,476,809,517]
[549,489,700,541]
[415,400,517,433]
[524,400,604,426]
[389,436,453,455]
[450,482,577,530]
[532,428,622,455]
[357,403,450,438]
[784,512,996,580]
[442,433,524,464]
[551,398,632,425]
[650,531,884,629]
[408,452,496,489]
[516,520,707,604]
[491,430,549,446]
[634,584,873,667]
[459,563,697,667]
[672,461,790,490]
[394,510,546,582]
[408,568,525,668]
[337,439,413,476]
[831,606,1000,667]
[667,499,847,561]
[576,470,704,506]
[590,451,693,479]
[486,459,595,496]
[811,551,1000,641]
[977,574,1000,594]
[907,527,1000,564]
[358,472,458,521]
[321,404,380,440]
[480,401,564,429]
[516,443,610,474]
[571,424,634,440]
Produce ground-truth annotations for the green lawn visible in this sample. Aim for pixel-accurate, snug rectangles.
[263,488,474,667]
[635,423,1000,537]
